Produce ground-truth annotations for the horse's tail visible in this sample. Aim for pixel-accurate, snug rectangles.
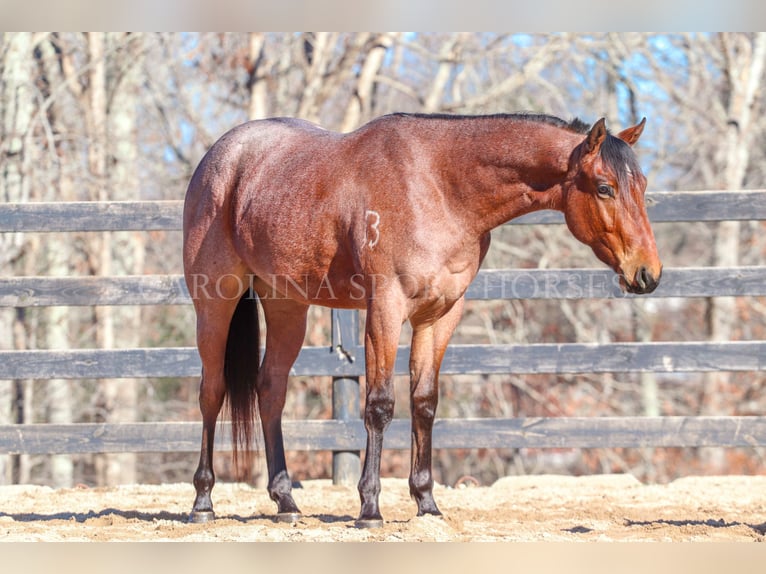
[224,289,261,477]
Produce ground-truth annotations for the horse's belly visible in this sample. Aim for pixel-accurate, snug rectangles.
[254,271,367,309]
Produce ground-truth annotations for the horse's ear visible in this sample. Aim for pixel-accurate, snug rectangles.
[616,117,646,146]
[584,117,607,155]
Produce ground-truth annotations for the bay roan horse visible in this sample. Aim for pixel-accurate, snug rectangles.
[182,112,662,527]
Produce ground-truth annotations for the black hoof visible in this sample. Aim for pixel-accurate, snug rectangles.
[275,512,302,524]
[188,510,215,524]
[355,517,384,529]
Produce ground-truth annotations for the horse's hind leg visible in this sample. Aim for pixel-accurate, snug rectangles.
[188,276,247,523]
[255,291,310,522]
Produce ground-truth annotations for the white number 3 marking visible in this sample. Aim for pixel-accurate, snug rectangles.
[365,210,381,248]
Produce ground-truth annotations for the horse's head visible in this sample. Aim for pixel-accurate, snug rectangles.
[563,117,662,294]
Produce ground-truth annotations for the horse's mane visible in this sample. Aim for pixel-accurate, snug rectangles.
[389,111,640,187]
[389,111,591,135]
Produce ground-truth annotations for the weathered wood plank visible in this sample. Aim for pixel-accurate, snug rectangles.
[1,341,765,380]
[4,266,766,307]
[513,190,766,224]
[437,341,766,375]
[0,275,190,307]
[0,348,201,380]
[466,266,766,299]
[2,191,766,233]
[429,416,766,449]
[1,416,764,454]
[0,201,183,232]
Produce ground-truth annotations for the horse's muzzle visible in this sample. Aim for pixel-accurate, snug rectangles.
[623,265,661,295]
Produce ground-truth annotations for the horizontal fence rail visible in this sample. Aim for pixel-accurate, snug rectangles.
[1,341,766,380]
[3,267,766,307]
[1,417,764,455]
[0,200,182,232]
[1,191,766,460]
[2,190,766,233]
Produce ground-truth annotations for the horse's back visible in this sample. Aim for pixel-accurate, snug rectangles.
[183,118,336,224]
[191,118,330,183]
[183,117,362,294]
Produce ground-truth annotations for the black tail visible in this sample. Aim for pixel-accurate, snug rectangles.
[224,289,261,476]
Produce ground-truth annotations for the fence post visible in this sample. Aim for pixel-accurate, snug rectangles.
[331,308,361,485]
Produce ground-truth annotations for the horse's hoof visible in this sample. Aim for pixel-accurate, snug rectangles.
[188,510,215,524]
[355,517,384,529]
[416,510,444,519]
[275,512,302,524]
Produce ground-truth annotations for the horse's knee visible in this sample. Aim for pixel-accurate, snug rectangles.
[411,374,438,423]
[364,391,394,430]
[411,392,437,422]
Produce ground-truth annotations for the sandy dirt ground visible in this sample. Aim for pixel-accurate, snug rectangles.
[1,474,766,542]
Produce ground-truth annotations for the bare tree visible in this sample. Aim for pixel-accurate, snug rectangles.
[340,33,395,132]
[35,33,76,487]
[101,33,145,485]
[703,34,766,471]
[0,32,35,485]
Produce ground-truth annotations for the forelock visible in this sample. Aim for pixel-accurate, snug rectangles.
[600,134,642,190]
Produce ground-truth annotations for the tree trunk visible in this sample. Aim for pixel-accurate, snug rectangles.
[297,32,338,122]
[0,32,34,485]
[703,33,766,470]
[248,33,268,120]
[92,33,144,486]
[84,32,142,486]
[29,34,77,488]
[341,33,394,132]
[423,35,464,113]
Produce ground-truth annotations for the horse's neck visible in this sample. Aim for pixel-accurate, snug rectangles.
[442,122,578,235]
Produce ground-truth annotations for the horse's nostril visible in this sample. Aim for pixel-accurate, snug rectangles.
[632,265,660,294]
[637,266,649,290]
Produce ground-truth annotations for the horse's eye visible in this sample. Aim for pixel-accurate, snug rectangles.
[597,184,615,199]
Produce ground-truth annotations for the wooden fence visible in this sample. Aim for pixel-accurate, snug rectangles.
[2,190,766,483]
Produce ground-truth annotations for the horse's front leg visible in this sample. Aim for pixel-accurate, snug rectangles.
[357,297,404,528]
[257,295,310,522]
[408,297,464,517]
